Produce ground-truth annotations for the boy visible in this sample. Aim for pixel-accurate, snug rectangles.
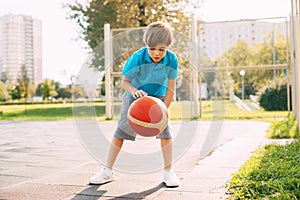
[89,21,179,187]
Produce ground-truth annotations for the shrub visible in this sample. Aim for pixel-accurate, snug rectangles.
[267,114,299,139]
[258,78,288,111]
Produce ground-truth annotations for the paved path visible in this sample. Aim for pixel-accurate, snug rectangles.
[0,120,269,199]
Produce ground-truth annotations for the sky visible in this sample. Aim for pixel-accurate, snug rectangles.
[0,0,291,84]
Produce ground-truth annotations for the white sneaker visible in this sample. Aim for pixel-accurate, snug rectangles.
[89,167,115,185]
[163,169,180,187]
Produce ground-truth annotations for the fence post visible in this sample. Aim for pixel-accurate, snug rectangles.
[290,0,300,133]
[105,23,113,119]
[295,18,300,133]
[286,19,291,113]
[191,16,200,118]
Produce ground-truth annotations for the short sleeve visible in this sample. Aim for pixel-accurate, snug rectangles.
[122,54,140,80]
[168,54,178,80]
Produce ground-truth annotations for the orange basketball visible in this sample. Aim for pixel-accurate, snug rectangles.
[127,96,169,137]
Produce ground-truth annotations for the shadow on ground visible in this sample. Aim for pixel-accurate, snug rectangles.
[71,183,165,200]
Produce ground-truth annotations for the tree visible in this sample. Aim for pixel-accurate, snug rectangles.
[216,40,256,98]
[39,79,58,100]
[0,72,9,101]
[73,85,86,99]
[58,87,72,99]
[250,33,289,95]
[9,65,29,101]
[0,81,5,101]
[66,0,189,50]
[54,81,63,99]
[10,85,22,100]
[53,82,72,99]
[18,65,36,100]
[215,33,289,98]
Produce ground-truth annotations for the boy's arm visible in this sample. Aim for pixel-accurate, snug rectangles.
[164,79,176,108]
[121,76,136,95]
[121,76,147,99]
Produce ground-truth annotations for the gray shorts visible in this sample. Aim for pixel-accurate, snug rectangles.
[114,94,172,141]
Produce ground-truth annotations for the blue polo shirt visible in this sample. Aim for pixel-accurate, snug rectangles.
[122,47,178,97]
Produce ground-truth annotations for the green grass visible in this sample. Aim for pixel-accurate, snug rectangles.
[222,101,288,121]
[227,140,300,200]
[0,100,288,121]
[0,102,106,120]
[170,100,288,121]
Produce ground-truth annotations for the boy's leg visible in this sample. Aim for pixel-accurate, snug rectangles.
[106,137,124,168]
[161,138,180,187]
[160,138,173,170]
[89,137,123,185]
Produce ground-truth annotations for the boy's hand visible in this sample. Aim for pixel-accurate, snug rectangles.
[132,90,147,99]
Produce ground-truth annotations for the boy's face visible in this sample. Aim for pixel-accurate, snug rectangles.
[147,44,168,63]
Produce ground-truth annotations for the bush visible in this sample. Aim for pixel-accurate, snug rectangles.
[258,78,288,111]
[267,114,299,139]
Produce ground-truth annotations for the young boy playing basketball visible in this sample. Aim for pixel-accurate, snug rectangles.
[89,21,180,187]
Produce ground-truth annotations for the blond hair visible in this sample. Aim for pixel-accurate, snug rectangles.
[143,22,173,47]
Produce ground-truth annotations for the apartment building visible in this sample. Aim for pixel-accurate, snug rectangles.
[0,14,42,83]
[199,19,288,59]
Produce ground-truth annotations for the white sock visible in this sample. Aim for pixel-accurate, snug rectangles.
[104,166,113,173]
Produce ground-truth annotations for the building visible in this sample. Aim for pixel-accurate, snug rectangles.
[199,19,288,59]
[0,14,42,84]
